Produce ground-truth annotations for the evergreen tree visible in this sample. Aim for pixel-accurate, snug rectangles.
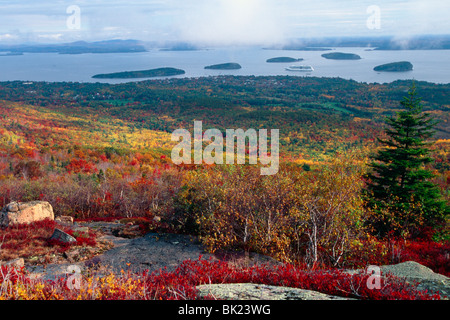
[365,85,449,238]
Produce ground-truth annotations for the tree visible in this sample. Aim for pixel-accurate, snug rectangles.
[13,160,43,180]
[364,85,449,239]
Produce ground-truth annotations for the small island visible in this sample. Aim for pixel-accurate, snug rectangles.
[266,57,303,63]
[92,67,185,79]
[321,52,361,60]
[204,63,242,70]
[373,61,413,72]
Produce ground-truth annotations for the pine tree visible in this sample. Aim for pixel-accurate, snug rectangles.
[365,85,449,239]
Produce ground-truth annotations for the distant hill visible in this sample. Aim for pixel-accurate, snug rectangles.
[280,46,332,51]
[267,35,450,50]
[92,67,185,79]
[266,57,303,63]
[160,42,202,51]
[0,40,147,54]
[321,52,361,60]
[373,61,413,72]
[205,63,242,70]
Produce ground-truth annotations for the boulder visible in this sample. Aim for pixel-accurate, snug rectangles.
[196,283,354,300]
[0,201,54,227]
[55,215,74,225]
[381,261,449,298]
[380,261,448,282]
[0,258,25,269]
[345,261,449,299]
[49,228,77,243]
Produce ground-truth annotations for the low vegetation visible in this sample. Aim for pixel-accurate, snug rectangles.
[0,77,448,300]
[0,257,443,300]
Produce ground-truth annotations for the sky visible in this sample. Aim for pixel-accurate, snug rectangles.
[0,0,449,45]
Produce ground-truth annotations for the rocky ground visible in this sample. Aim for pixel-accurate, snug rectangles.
[24,219,280,280]
[12,219,450,300]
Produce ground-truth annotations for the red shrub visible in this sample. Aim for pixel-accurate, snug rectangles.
[0,257,442,300]
[392,240,450,277]
[142,257,441,300]
[345,237,449,277]
[66,158,97,174]
[46,226,97,252]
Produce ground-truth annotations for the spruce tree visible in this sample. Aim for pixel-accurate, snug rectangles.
[365,85,448,238]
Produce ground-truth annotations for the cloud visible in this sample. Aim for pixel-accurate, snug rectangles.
[0,33,19,41]
[0,0,448,44]
[177,0,287,46]
[37,33,64,40]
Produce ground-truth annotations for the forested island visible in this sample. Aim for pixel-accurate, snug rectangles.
[321,52,361,60]
[92,67,185,79]
[266,57,303,63]
[373,61,413,72]
[204,63,242,70]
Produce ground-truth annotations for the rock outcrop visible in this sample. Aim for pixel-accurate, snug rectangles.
[381,261,449,298]
[196,283,354,300]
[0,201,54,227]
[49,228,77,243]
[0,258,25,269]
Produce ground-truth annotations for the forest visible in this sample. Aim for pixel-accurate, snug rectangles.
[0,76,449,300]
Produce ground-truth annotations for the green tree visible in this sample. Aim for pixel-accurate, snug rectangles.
[364,85,449,239]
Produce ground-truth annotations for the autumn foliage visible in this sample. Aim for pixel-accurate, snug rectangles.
[0,256,443,300]
[0,78,449,300]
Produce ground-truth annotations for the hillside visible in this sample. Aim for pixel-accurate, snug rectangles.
[1,76,448,162]
[0,76,448,302]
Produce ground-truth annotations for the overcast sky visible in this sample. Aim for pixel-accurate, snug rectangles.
[0,0,449,45]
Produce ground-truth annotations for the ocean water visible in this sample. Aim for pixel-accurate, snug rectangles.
[0,46,449,84]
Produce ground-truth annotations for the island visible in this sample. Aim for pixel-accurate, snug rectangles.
[373,61,413,72]
[204,63,242,70]
[92,67,185,79]
[321,52,361,60]
[266,57,303,63]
